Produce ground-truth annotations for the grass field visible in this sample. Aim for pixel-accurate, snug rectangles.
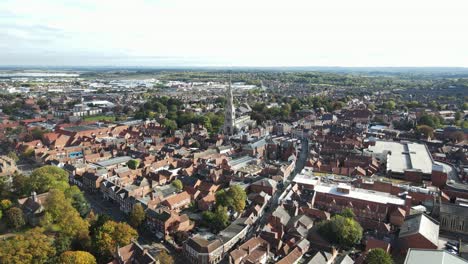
[83,115,116,122]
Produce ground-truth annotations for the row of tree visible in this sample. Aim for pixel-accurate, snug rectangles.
[0,166,142,263]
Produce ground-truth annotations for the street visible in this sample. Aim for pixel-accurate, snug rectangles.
[84,192,126,222]
[247,138,309,238]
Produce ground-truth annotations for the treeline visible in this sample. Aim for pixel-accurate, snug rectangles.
[250,96,346,123]
[134,96,224,134]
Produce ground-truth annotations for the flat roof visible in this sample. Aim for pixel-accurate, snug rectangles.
[314,183,406,206]
[368,141,433,175]
[95,156,132,167]
[62,125,102,132]
[292,167,319,185]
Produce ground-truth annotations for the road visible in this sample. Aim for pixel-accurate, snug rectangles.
[247,138,309,238]
[84,193,126,222]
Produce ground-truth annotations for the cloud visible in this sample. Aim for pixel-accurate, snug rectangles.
[0,0,468,66]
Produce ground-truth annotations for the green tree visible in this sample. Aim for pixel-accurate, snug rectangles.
[318,215,363,248]
[5,207,25,229]
[385,100,396,110]
[0,228,56,264]
[162,118,178,131]
[7,151,19,162]
[12,173,31,197]
[171,179,183,191]
[158,250,174,264]
[59,251,97,264]
[65,186,90,217]
[126,159,140,170]
[29,165,69,193]
[339,208,355,219]
[365,248,393,264]
[202,206,229,233]
[31,128,45,140]
[54,233,73,255]
[21,148,35,159]
[129,203,146,228]
[93,221,138,260]
[418,114,442,129]
[215,185,247,213]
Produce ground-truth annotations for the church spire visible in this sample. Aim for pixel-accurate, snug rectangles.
[223,75,235,135]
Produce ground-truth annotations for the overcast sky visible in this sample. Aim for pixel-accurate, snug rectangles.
[1,0,468,67]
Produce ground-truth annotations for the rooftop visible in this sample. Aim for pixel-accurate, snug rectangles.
[367,140,433,175]
[399,213,439,246]
[95,156,132,167]
[314,183,406,206]
[404,249,468,264]
[62,124,103,132]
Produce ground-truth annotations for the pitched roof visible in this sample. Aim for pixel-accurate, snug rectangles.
[399,213,439,246]
[404,249,468,264]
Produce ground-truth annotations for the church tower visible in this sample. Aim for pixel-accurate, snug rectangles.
[223,79,235,135]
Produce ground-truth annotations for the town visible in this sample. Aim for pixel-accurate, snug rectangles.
[0,69,467,264]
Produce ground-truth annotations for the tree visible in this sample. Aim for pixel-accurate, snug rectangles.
[0,228,56,264]
[21,148,35,159]
[0,199,12,210]
[158,250,174,264]
[5,207,25,229]
[418,114,441,129]
[171,179,183,191]
[126,159,140,170]
[202,206,229,233]
[384,100,396,111]
[93,221,138,260]
[59,251,97,264]
[450,131,465,143]
[318,215,363,248]
[7,151,19,162]
[227,185,247,213]
[65,186,90,217]
[416,125,434,139]
[339,208,355,219]
[54,233,73,255]
[31,128,45,140]
[174,231,189,244]
[129,203,146,228]
[29,165,69,193]
[43,189,90,241]
[12,173,31,197]
[365,248,393,264]
[190,141,201,148]
[162,118,177,131]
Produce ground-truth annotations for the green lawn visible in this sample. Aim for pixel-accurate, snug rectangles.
[83,115,116,122]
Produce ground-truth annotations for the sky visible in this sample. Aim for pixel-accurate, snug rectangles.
[1,0,468,67]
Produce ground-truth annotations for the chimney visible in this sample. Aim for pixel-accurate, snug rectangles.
[32,191,37,202]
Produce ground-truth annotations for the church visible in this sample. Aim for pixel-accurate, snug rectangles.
[223,81,255,135]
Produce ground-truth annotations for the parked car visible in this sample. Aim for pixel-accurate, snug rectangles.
[447,240,460,248]
[446,244,458,251]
